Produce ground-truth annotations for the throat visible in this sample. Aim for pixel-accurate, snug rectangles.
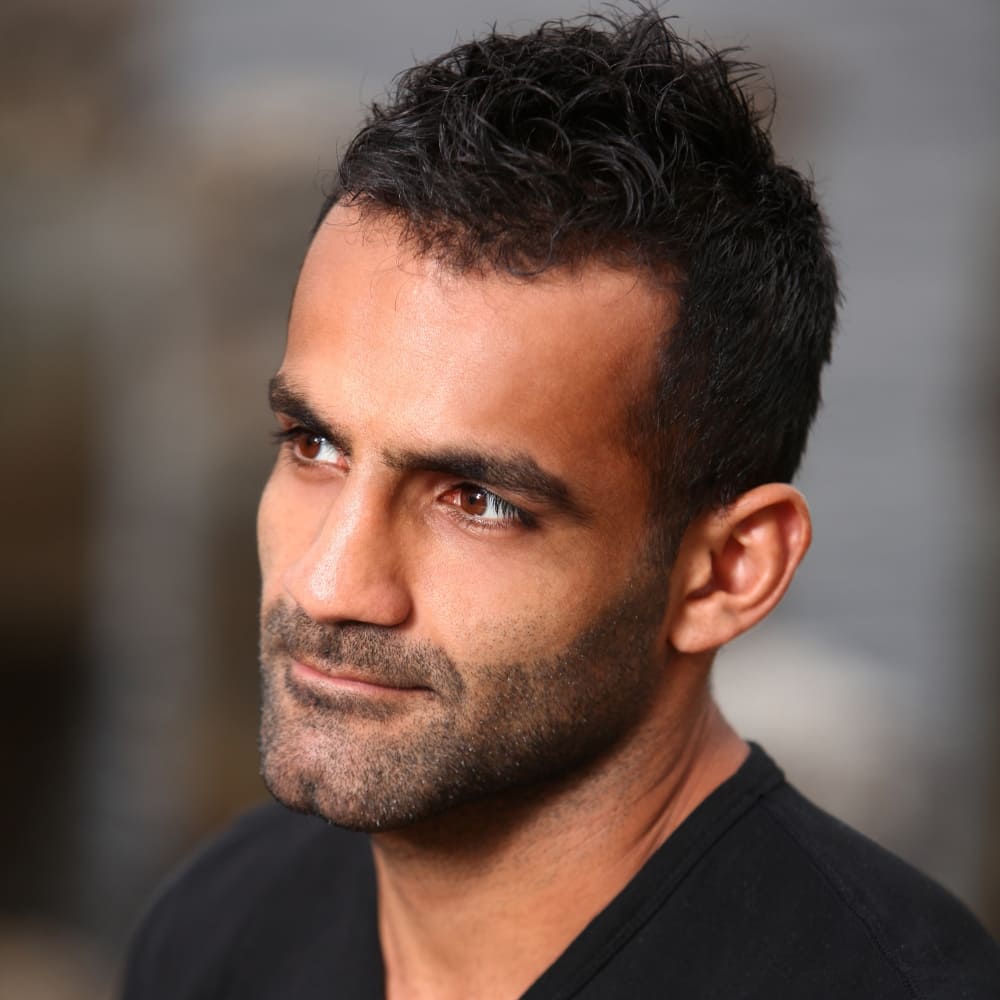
[371,700,747,1000]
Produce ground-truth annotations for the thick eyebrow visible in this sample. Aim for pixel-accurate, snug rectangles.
[268,374,352,458]
[384,446,588,520]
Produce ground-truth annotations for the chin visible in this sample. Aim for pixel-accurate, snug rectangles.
[257,682,467,831]
[259,727,469,832]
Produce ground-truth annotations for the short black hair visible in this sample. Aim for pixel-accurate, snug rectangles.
[316,6,839,555]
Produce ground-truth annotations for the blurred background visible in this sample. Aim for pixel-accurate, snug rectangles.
[1,0,998,996]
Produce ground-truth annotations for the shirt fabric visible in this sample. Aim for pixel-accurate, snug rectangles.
[121,745,1000,998]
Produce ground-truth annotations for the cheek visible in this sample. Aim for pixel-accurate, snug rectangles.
[414,542,611,662]
[257,471,324,597]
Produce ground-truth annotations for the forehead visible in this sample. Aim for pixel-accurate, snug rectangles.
[284,206,671,498]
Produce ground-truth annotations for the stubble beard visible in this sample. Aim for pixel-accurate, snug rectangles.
[258,576,667,833]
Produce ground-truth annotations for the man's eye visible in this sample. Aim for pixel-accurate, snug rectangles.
[443,484,529,526]
[274,428,343,466]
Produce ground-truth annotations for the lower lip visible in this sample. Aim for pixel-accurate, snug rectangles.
[290,659,423,697]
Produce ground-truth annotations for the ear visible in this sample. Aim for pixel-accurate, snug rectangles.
[666,484,812,654]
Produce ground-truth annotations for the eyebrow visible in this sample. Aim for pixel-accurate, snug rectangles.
[268,374,588,520]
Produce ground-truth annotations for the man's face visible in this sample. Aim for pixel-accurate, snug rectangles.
[257,206,677,831]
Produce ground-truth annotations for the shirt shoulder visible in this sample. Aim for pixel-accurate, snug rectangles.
[756,781,1000,999]
[534,746,1000,1000]
[120,803,374,1000]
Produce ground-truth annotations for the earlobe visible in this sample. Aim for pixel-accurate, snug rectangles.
[668,485,812,654]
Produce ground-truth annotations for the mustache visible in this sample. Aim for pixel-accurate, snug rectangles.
[260,601,465,698]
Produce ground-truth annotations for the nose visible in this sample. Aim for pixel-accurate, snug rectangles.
[282,476,412,627]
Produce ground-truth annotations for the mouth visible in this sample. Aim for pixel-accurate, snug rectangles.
[289,657,432,696]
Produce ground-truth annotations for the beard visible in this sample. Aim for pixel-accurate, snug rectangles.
[258,573,667,832]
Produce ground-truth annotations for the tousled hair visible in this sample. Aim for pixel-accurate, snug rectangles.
[315,7,839,556]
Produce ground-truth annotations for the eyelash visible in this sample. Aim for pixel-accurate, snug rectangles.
[271,425,534,529]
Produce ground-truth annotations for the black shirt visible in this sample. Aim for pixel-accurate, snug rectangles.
[122,746,1000,998]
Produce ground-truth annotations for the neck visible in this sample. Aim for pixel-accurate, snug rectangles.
[371,683,747,1000]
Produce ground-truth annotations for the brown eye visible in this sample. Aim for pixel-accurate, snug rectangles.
[296,433,323,461]
[460,487,488,516]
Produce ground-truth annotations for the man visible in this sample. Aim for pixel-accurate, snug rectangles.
[122,8,1000,998]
